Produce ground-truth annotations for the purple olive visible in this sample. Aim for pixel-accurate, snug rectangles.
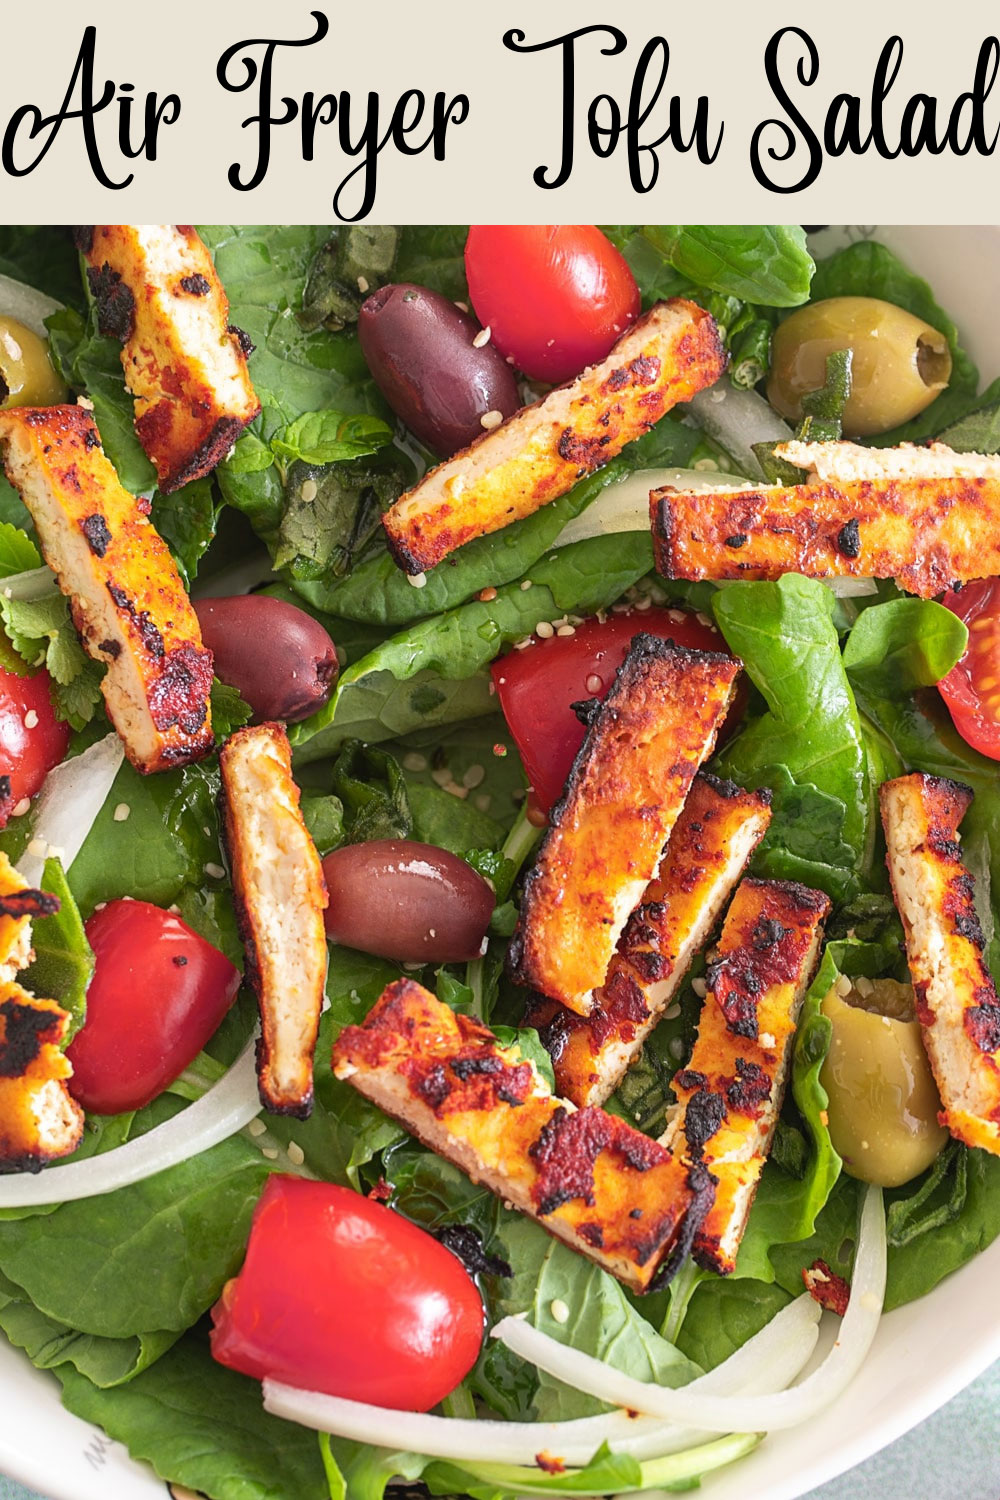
[194,596,338,725]
[322,839,494,962]
[358,283,521,458]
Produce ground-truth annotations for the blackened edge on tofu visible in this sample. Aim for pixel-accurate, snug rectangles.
[86,263,136,343]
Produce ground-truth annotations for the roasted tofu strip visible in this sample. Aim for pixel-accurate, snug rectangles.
[220,724,329,1118]
[508,636,741,1016]
[333,979,712,1292]
[0,405,214,772]
[0,852,59,985]
[652,446,1000,599]
[0,982,84,1169]
[382,299,725,574]
[74,225,260,493]
[880,773,1000,1154]
[662,878,830,1274]
[528,776,772,1106]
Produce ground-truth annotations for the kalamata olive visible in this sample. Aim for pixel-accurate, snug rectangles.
[820,978,948,1188]
[194,596,338,725]
[358,283,521,458]
[767,296,952,437]
[322,839,494,962]
[0,316,68,408]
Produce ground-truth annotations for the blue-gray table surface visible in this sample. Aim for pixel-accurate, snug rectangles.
[2,1357,999,1500]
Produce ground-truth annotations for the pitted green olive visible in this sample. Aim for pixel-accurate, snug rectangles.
[820,977,948,1188]
[0,316,68,409]
[767,296,952,437]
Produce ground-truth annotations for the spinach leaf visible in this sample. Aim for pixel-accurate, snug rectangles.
[0,1101,269,1336]
[292,533,654,760]
[149,479,219,588]
[842,598,968,697]
[712,575,872,889]
[330,739,412,843]
[300,226,400,332]
[275,450,407,582]
[57,1328,328,1500]
[408,782,504,854]
[21,858,93,1042]
[935,387,1000,451]
[301,791,345,854]
[884,1147,1000,1309]
[395,225,470,300]
[634,226,814,307]
[271,410,393,468]
[0,227,83,308]
[675,1276,792,1370]
[810,240,979,443]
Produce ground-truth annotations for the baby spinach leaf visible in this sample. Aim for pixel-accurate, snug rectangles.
[0,226,84,308]
[300,226,401,332]
[149,479,219,588]
[275,450,407,582]
[935,386,1000,451]
[395,224,470,300]
[843,598,968,697]
[271,410,393,468]
[330,739,412,843]
[57,1328,328,1500]
[408,782,504,854]
[675,1276,792,1371]
[884,1147,1000,1309]
[636,226,814,306]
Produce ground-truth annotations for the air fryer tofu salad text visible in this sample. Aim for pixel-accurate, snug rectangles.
[0,223,999,1500]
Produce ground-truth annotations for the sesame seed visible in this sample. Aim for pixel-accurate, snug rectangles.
[428,928,436,939]
[287,1140,305,1166]
[168,904,181,914]
[247,1118,267,1137]
[77,395,95,411]
[667,609,686,624]
[513,637,532,650]
[300,479,318,503]
[520,578,533,590]
[556,625,575,637]
[475,793,492,812]
[695,612,713,627]
[445,782,469,800]
[634,597,651,612]
[760,1032,776,1049]
[480,410,503,430]
[664,1002,682,1021]
[357,275,369,293]
[693,457,720,472]
[23,710,38,729]
[488,680,497,696]
[462,764,486,789]
[113,803,131,822]
[26,838,46,858]
[668,1037,685,1060]
[550,1298,570,1324]
[407,571,427,588]
[472,325,492,348]
[204,862,225,880]
[536,621,555,639]
[478,586,498,602]
[585,674,603,693]
[431,766,453,787]
[261,1147,279,1161]
[10,797,30,817]
[454,300,469,313]
[611,600,631,614]
[691,977,708,998]
[402,751,428,772]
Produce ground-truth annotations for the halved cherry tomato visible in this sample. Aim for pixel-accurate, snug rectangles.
[940,578,1000,758]
[210,1176,484,1411]
[465,226,640,383]
[490,606,744,814]
[66,900,241,1115]
[0,664,69,822]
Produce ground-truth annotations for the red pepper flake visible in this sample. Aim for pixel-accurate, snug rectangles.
[368,1177,392,1203]
[802,1258,850,1316]
[493,743,508,757]
[535,1452,566,1475]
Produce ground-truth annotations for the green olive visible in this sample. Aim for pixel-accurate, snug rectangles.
[0,316,68,409]
[820,978,948,1188]
[767,296,952,437]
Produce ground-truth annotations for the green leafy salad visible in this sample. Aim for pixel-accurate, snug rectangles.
[0,223,999,1500]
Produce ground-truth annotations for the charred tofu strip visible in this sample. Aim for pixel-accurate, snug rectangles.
[0,406,214,772]
[509,637,741,1016]
[776,439,1000,484]
[528,776,772,1106]
[382,299,725,574]
[0,982,83,1169]
[333,979,712,1292]
[652,447,1000,599]
[662,878,830,1274]
[73,225,260,494]
[220,724,328,1118]
[880,773,1000,1154]
[0,852,59,985]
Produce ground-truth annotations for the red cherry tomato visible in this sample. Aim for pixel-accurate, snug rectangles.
[210,1176,484,1410]
[490,607,744,814]
[0,664,69,820]
[465,226,640,383]
[939,578,1000,758]
[66,900,241,1115]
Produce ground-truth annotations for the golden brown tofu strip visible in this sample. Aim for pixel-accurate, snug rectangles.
[528,775,772,1107]
[508,636,741,1017]
[333,979,712,1292]
[219,724,329,1118]
[880,773,1000,1155]
[0,981,84,1170]
[661,878,830,1275]
[651,470,1000,599]
[0,405,213,773]
[74,225,260,493]
[0,851,59,983]
[383,299,725,574]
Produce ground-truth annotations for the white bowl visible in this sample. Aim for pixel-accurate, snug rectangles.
[2,225,1000,1500]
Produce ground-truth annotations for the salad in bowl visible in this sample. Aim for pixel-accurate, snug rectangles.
[0,222,998,1500]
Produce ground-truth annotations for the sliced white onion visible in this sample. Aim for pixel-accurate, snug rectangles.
[494,1185,885,1435]
[262,1292,821,1467]
[823,577,880,598]
[554,467,749,551]
[17,733,124,887]
[0,1039,260,1207]
[689,384,792,481]
[0,566,58,602]
[0,273,63,339]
